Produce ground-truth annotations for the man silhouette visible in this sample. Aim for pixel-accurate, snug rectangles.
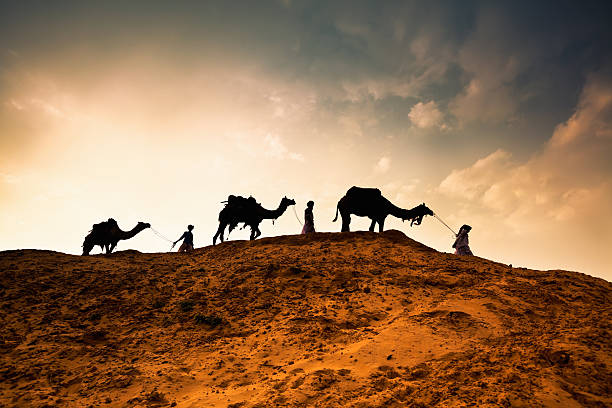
[452,224,473,256]
[173,225,194,253]
[301,201,316,234]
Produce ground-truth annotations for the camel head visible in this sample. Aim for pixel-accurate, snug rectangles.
[419,203,434,217]
[136,222,151,231]
[281,197,296,208]
[82,240,94,256]
[407,203,434,226]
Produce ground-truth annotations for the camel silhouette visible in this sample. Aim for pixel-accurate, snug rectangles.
[82,218,151,255]
[213,196,296,244]
[333,186,433,232]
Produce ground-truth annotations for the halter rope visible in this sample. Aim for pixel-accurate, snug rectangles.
[292,205,304,226]
[433,213,457,236]
[149,227,176,250]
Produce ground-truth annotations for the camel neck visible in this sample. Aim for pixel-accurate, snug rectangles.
[120,226,145,240]
[261,203,288,219]
[387,201,407,218]
[403,205,424,219]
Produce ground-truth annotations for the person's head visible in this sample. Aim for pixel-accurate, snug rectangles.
[460,224,472,233]
[307,200,314,209]
[188,224,194,231]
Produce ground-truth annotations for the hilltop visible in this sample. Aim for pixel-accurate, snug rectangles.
[0,231,610,407]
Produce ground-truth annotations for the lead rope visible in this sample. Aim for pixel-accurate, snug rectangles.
[149,227,175,250]
[292,205,304,226]
[433,213,458,236]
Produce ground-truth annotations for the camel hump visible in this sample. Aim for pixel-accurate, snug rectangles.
[347,186,382,198]
[227,195,260,209]
[90,218,116,234]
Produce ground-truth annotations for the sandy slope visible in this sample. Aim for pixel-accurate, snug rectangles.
[0,230,610,407]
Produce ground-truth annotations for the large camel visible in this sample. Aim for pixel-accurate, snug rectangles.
[213,196,296,244]
[82,218,151,255]
[333,186,433,232]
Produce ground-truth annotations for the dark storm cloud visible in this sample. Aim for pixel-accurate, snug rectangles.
[1,0,612,148]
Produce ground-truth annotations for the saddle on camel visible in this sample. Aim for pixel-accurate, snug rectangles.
[213,194,296,244]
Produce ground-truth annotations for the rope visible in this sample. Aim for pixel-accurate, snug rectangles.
[292,205,304,226]
[150,227,173,243]
[433,213,457,236]
[149,227,176,251]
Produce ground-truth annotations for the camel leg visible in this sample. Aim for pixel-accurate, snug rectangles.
[109,242,117,253]
[378,217,386,232]
[369,218,376,232]
[249,224,262,240]
[341,213,351,232]
[220,223,227,243]
[213,223,226,245]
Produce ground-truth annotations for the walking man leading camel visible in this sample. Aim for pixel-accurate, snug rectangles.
[173,225,195,253]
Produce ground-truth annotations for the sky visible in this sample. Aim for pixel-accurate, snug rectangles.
[1,1,611,280]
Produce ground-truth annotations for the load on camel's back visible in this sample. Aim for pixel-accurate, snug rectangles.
[213,195,295,244]
[82,218,151,255]
[333,186,433,232]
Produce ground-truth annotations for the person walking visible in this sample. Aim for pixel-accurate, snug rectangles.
[173,224,195,253]
[301,201,316,234]
[452,224,473,256]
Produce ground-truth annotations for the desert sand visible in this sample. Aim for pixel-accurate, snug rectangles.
[1,230,610,407]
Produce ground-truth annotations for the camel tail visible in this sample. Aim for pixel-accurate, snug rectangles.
[332,202,340,222]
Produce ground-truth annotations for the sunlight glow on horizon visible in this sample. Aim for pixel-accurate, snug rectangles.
[1,1,611,281]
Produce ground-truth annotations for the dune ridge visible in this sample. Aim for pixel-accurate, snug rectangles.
[1,230,610,407]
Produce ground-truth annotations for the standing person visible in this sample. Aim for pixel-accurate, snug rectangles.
[173,224,194,253]
[452,224,473,256]
[301,201,315,234]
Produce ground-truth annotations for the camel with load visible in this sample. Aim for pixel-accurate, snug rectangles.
[333,186,433,232]
[213,196,295,244]
[82,218,151,255]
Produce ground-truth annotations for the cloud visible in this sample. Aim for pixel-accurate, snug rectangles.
[6,99,24,111]
[441,72,612,214]
[451,78,518,124]
[549,78,612,148]
[447,5,542,124]
[383,180,420,204]
[438,149,515,202]
[374,156,391,173]
[438,73,612,276]
[264,134,304,161]
[0,173,21,184]
[408,101,444,129]
[5,97,68,119]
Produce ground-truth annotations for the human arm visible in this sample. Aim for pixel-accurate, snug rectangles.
[174,232,186,245]
[452,231,463,248]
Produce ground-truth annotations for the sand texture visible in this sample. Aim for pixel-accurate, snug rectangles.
[1,230,610,407]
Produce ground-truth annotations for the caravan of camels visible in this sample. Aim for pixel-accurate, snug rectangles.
[81,186,435,255]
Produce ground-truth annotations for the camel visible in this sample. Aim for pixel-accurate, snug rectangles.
[333,186,433,232]
[213,196,296,244]
[82,218,151,255]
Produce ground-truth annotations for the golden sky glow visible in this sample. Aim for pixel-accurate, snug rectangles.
[1,1,611,280]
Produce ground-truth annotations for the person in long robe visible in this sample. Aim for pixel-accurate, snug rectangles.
[452,224,473,255]
[301,201,315,234]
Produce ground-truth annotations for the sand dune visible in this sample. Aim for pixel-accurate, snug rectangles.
[1,230,610,407]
